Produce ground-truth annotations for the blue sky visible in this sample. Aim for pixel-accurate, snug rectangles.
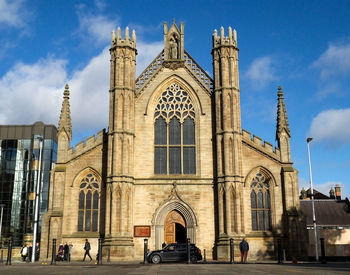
[1,0,350,199]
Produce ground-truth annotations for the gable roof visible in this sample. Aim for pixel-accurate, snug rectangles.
[135,50,213,96]
[300,199,350,227]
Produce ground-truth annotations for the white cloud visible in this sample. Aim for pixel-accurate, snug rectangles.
[0,0,26,28]
[0,40,163,139]
[77,13,118,44]
[136,41,163,77]
[69,47,110,133]
[315,82,341,100]
[312,42,350,79]
[245,56,277,90]
[0,57,67,125]
[308,108,350,147]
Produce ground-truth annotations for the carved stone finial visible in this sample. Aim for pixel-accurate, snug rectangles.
[125,27,129,40]
[117,27,121,39]
[132,29,136,43]
[58,84,72,140]
[64,84,69,98]
[220,26,224,37]
[172,18,175,24]
[233,29,237,44]
[111,30,116,42]
[276,85,290,140]
[300,188,307,199]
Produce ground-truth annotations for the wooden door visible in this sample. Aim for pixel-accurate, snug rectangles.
[164,210,186,245]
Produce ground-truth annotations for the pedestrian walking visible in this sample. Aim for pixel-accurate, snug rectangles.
[83,239,92,261]
[239,238,249,263]
[64,242,69,261]
[35,242,40,261]
[27,244,33,262]
[20,245,28,261]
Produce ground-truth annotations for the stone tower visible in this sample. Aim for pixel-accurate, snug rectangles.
[212,27,243,259]
[104,27,137,258]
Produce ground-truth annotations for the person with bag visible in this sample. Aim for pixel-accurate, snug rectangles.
[20,245,28,261]
[83,239,92,262]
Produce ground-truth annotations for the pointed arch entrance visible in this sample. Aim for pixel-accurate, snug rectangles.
[152,187,197,249]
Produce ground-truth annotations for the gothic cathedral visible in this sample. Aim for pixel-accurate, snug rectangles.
[41,21,303,261]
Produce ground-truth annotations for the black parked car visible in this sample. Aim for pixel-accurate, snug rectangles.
[147,243,202,264]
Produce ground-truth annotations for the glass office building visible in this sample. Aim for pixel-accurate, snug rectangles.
[0,122,57,246]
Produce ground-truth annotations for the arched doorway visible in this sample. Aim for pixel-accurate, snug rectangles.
[164,210,187,244]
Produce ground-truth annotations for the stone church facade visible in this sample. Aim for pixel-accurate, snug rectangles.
[40,21,303,261]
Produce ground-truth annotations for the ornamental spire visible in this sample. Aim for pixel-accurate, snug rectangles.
[58,84,72,140]
[276,85,291,140]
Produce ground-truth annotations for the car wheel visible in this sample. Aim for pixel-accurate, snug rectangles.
[190,255,197,264]
[151,254,161,264]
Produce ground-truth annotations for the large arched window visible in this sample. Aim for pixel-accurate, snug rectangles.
[154,83,196,174]
[250,173,271,231]
[78,173,99,232]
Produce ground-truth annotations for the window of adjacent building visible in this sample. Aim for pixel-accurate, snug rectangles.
[251,173,271,231]
[154,83,196,175]
[78,174,99,232]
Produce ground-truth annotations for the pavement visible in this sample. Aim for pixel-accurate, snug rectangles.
[0,260,350,275]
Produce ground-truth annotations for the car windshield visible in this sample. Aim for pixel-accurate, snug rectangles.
[164,244,176,251]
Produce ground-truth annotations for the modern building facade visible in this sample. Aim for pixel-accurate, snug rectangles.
[41,21,303,261]
[0,122,57,246]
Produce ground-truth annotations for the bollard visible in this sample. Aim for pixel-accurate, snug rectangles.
[51,238,56,265]
[143,239,148,264]
[98,238,103,265]
[203,249,206,263]
[230,238,234,264]
[187,238,191,264]
[6,239,12,265]
[107,248,110,263]
[277,238,282,264]
[283,249,286,262]
[320,238,326,264]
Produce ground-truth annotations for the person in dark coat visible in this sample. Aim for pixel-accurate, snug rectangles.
[35,242,40,261]
[27,244,33,262]
[239,238,249,263]
[63,242,69,261]
[83,239,92,261]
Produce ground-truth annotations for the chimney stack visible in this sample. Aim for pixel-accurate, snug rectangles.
[335,184,341,200]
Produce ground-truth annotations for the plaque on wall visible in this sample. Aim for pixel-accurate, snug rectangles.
[134,226,151,237]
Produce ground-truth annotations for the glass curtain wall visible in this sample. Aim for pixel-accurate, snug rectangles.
[0,137,57,246]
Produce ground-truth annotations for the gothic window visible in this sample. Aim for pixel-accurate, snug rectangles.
[154,83,196,174]
[78,173,99,232]
[250,173,271,231]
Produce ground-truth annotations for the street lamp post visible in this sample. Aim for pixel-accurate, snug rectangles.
[32,136,44,263]
[307,137,319,261]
